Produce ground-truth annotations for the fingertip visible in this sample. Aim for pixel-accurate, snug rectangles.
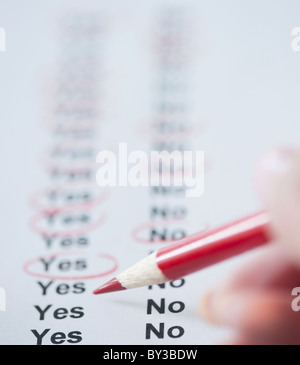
[199,287,290,335]
[254,147,296,205]
[267,149,300,265]
[254,147,300,265]
[198,289,245,326]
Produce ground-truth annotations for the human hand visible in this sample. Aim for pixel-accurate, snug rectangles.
[199,148,300,344]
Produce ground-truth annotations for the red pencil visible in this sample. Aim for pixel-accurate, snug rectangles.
[93,211,271,295]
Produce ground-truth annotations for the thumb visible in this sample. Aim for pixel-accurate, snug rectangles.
[255,147,300,265]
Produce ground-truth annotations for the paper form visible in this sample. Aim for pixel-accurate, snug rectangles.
[0,0,299,345]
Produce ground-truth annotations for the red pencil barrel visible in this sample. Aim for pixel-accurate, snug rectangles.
[156,211,271,280]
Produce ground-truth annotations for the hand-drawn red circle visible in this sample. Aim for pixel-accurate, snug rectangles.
[29,186,109,215]
[29,211,106,237]
[23,251,118,280]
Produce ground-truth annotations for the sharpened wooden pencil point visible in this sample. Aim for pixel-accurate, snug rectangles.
[93,212,270,295]
[93,277,126,295]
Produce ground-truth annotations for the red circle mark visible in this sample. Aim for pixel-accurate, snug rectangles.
[29,211,107,238]
[29,186,109,215]
[132,217,190,244]
[23,251,118,280]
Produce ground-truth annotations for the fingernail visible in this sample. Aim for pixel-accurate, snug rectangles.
[254,148,296,203]
[198,291,216,323]
[199,291,244,325]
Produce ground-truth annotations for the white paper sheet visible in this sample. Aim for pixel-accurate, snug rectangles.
[0,0,299,345]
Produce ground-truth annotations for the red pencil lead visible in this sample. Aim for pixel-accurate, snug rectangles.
[93,277,126,295]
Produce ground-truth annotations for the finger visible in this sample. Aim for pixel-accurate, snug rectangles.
[206,245,300,294]
[255,147,300,266]
[254,147,296,205]
[198,246,300,337]
[219,335,255,345]
[199,287,299,342]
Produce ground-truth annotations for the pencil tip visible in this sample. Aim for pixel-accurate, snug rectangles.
[93,277,126,295]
